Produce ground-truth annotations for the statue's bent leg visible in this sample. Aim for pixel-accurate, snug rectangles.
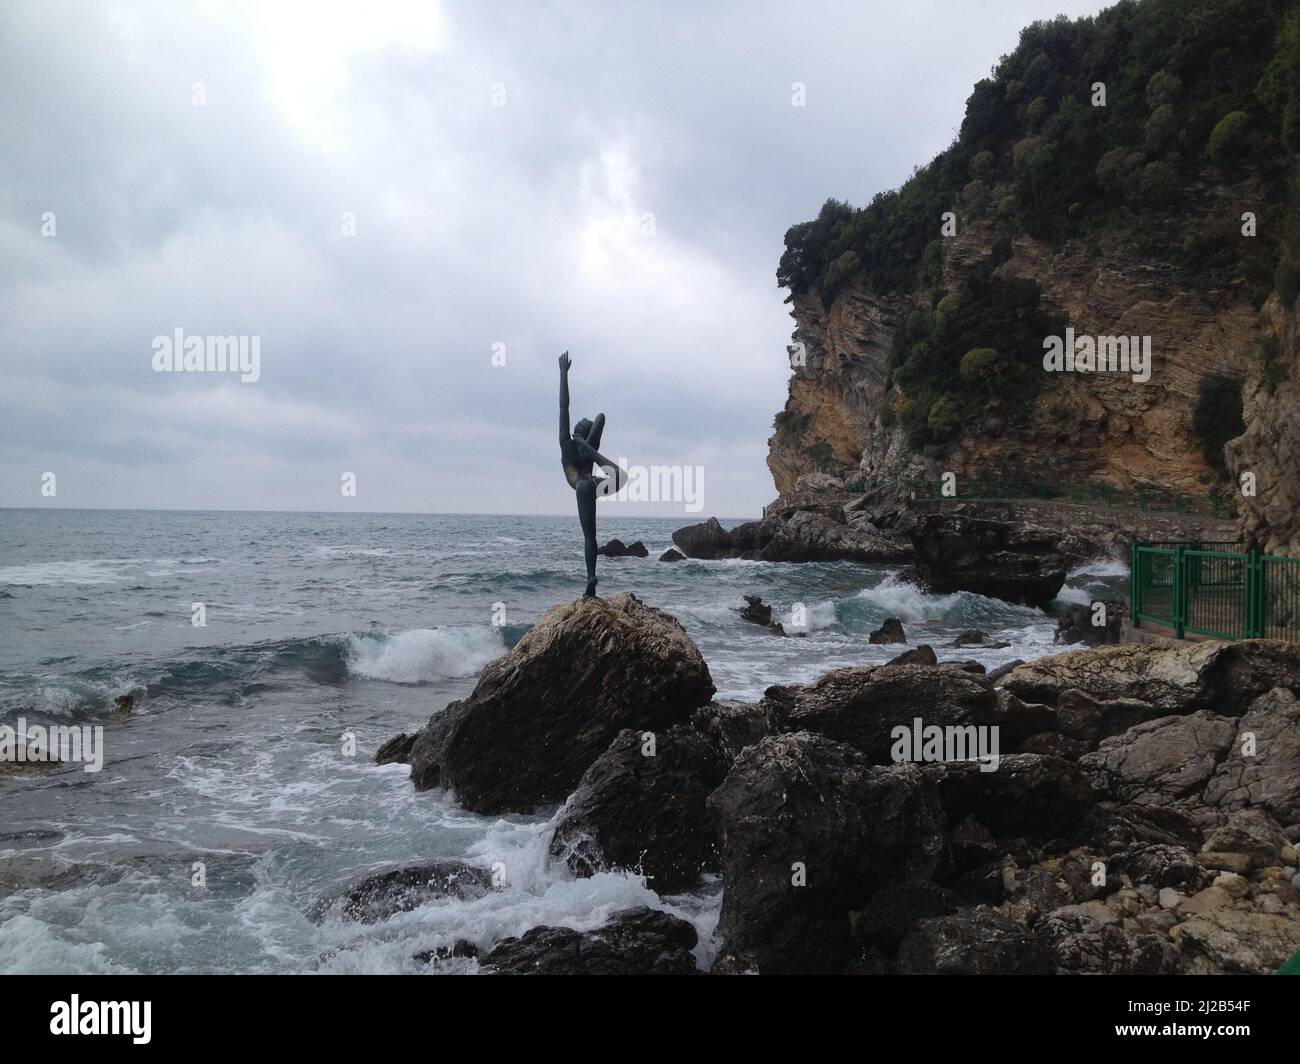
[575,477,598,597]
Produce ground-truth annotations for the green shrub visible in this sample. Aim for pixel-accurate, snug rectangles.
[1208,110,1250,168]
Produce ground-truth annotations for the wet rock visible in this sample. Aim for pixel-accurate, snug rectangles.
[756,509,913,563]
[708,733,948,974]
[690,700,782,762]
[374,732,416,765]
[985,659,1025,685]
[405,593,715,813]
[1055,599,1124,646]
[737,594,785,635]
[658,548,685,562]
[761,665,996,764]
[1084,802,1203,853]
[311,861,493,924]
[670,517,733,560]
[482,906,700,975]
[596,538,649,558]
[910,512,1067,609]
[884,645,937,668]
[868,618,906,644]
[897,906,1055,974]
[945,659,987,674]
[548,724,728,893]
[1016,732,1091,760]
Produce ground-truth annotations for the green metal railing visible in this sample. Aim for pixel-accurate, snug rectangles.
[842,476,1234,519]
[1130,540,1300,642]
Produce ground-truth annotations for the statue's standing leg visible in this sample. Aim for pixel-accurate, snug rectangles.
[576,477,598,598]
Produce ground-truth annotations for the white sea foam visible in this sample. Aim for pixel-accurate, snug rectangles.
[1068,555,1128,580]
[344,627,504,684]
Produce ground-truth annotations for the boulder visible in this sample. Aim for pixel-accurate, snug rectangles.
[1202,687,1300,826]
[690,699,783,762]
[670,517,733,560]
[708,733,948,974]
[596,539,648,558]
[737,594,785,635]
[952,629,989,647]
[761,665,997,764]
[1055,599,1124,646]
[896,907,1055,975]
[548,724,728,893]
[658,548,685,562]
[884,645,937,668]
[985,659,1025,685]
[374,732,416,765]
[404,593,715,812]
[310,861,493,924]
[756,509,913,563]
[1003,639,1300,716]
[1078,711,1237,806]
[868,617,906,644]
[921,754,1098,841]
[910,512,1067,609]
[1175,910,1300,975]
[1201,808,1290,864]
[482,906,699,975]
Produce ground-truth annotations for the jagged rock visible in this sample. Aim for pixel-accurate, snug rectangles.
[658,548,685,562]
[1055,599,1124,645]
[761,665,996,764]
[310,861,493,924]
[1004,640,1300,716]
[404,593,715,813]
[482,906,700,975]
[1202,687,1300,826]
[1043,918,1182,975]
[985,659,1025,685]
[910,512,1067,608]
[1202,808,1290,864]
[1084,802,1204,853]
[884,645,937,668]
[1053,689,1172,744]
[1175,910,1300,974]
[896,907,1055,974]
[374,732,416,765]
[1078,711,1237,806]
[1109,844,1210,891]
[548,724,728,893]
[921,754,1098,841]
[945,659,987,674]
[670,517,733,559]
[868,617,906,644]
[794,472,845,493]
[708,733,948,974]
[953,629,989,647]
[737,594,784,635]
[1016,732,1091,760]
[596,538,648,558]
[690,700,782,762]
[756,508,913,563]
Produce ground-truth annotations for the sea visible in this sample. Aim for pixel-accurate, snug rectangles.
[0,508,1127,973]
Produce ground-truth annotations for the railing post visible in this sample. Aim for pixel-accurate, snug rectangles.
[1130,540,1140,628]
[1246,551,1263,639]
[1173,544,1186,639]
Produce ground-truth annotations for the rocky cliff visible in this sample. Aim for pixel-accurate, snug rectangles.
[768,0,1300,554]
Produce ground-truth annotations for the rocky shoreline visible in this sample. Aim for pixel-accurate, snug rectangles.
[364,593,1300,975]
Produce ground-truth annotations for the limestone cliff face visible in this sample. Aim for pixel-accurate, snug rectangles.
[1228,295,1300,556]
[767,286,916,497]
[767,222,1268,515]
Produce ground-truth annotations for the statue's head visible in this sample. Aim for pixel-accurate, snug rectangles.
[573,418,593,440]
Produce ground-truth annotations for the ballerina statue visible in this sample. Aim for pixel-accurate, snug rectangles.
[558,351,625,597]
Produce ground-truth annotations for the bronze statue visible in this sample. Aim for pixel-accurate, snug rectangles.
[558,352,624,597]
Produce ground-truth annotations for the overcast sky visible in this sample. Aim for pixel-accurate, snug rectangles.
[0,0,1110,517]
